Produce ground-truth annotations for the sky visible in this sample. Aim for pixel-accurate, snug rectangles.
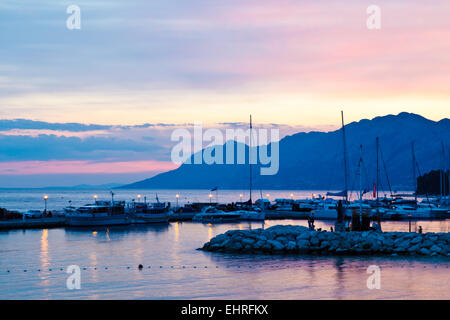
[0,0,449,187]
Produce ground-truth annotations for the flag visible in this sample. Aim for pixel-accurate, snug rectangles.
[211,187,218,191]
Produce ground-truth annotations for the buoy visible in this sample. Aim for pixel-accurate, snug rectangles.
[138,264,143,270]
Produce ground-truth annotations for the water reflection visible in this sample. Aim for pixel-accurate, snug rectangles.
[1,220,449,299]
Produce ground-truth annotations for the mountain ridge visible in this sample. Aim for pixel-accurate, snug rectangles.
[120,112,450,191]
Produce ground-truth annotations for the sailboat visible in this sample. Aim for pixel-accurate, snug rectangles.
[312,111,350,220]
[237,115,265,221]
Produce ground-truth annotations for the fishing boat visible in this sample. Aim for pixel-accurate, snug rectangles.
[192,207,241,223]
[128,201,171,224]
[66,197,129,227]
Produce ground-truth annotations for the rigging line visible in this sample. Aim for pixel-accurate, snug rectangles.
[414,160,431,208]
[379,146,393,197]
[361,157,372,192]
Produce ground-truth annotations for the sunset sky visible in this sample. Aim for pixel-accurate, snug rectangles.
[0,0,449,187]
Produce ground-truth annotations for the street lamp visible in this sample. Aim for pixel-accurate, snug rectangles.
[209,193,213,204]
[290,193,294,199]
[94,194,98,203]
[43,195,48,212]
[137,194,141,202]
[266,193,270,199]
[176,194,179,208]
[239,194,243,202]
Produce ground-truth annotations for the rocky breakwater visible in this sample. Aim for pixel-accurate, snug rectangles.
[200,225,450,257]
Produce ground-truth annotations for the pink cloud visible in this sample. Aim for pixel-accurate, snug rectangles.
[0,160,179,175]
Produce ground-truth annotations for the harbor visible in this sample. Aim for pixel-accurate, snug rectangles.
[1,189,449,230]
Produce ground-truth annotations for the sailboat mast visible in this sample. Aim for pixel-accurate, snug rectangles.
[412,142,417,203]
[359,144,363,215]
[249,115,252,204]
[448,148,450,204]
[440,142,445,201]
[376,137,380,207]
[341,111,349,202]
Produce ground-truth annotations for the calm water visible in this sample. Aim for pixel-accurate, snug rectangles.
[0,189,449,299]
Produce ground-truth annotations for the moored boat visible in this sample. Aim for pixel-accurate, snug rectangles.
[128,201,171,224]
[192,207,241,223]
[66,200,129,227]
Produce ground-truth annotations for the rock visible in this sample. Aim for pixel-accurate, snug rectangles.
[296,239,310,251]
[200,225,450,257]
[421,240,434,248]
[410,236,422,245]
[320,241,331,250]
[276,236,289,244]
[285,241,297,251]
[267,240,284,251]
[430,245,442,253]
[296,232,311,241]
[310,236,320,247]
[241,238,255,246]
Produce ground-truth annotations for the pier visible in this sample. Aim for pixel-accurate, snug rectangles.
[0,217,66,230]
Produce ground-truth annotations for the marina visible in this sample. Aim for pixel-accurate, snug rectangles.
[1,189,449,230]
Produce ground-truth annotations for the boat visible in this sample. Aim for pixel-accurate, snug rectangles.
[311,202,339,220]
[66,200,129,227]
[273,198,294,211]
[192,207,241,223]
[235,208,265,221]
[128,201,171,224]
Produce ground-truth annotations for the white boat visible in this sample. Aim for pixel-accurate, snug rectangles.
[274,198,294,211]
[235,209,265,221]
[66,200,129,227]
[128,201,171,224]
[311,202,339,220]
[192,207,241,223]
[63,205,77,215]
[383,205,432,220]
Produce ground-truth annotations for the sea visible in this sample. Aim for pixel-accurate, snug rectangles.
[0,188,448,299]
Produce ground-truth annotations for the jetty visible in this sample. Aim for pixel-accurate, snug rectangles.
[201,225,450,257]
[0,217,66,230]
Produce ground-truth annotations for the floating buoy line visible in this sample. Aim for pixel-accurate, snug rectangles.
[1,263,448,274]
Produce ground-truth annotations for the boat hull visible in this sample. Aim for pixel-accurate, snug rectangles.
[67,215,130,227]
[132,213,170,224]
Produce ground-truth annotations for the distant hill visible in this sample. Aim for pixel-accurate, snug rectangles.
[44,183,124,190]
[120,113,450,191]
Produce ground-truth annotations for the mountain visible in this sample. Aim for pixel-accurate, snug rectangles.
[120,113,450,191]
[43,183,124,190]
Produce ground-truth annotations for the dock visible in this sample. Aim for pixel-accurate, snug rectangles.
[0,217,67,230]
